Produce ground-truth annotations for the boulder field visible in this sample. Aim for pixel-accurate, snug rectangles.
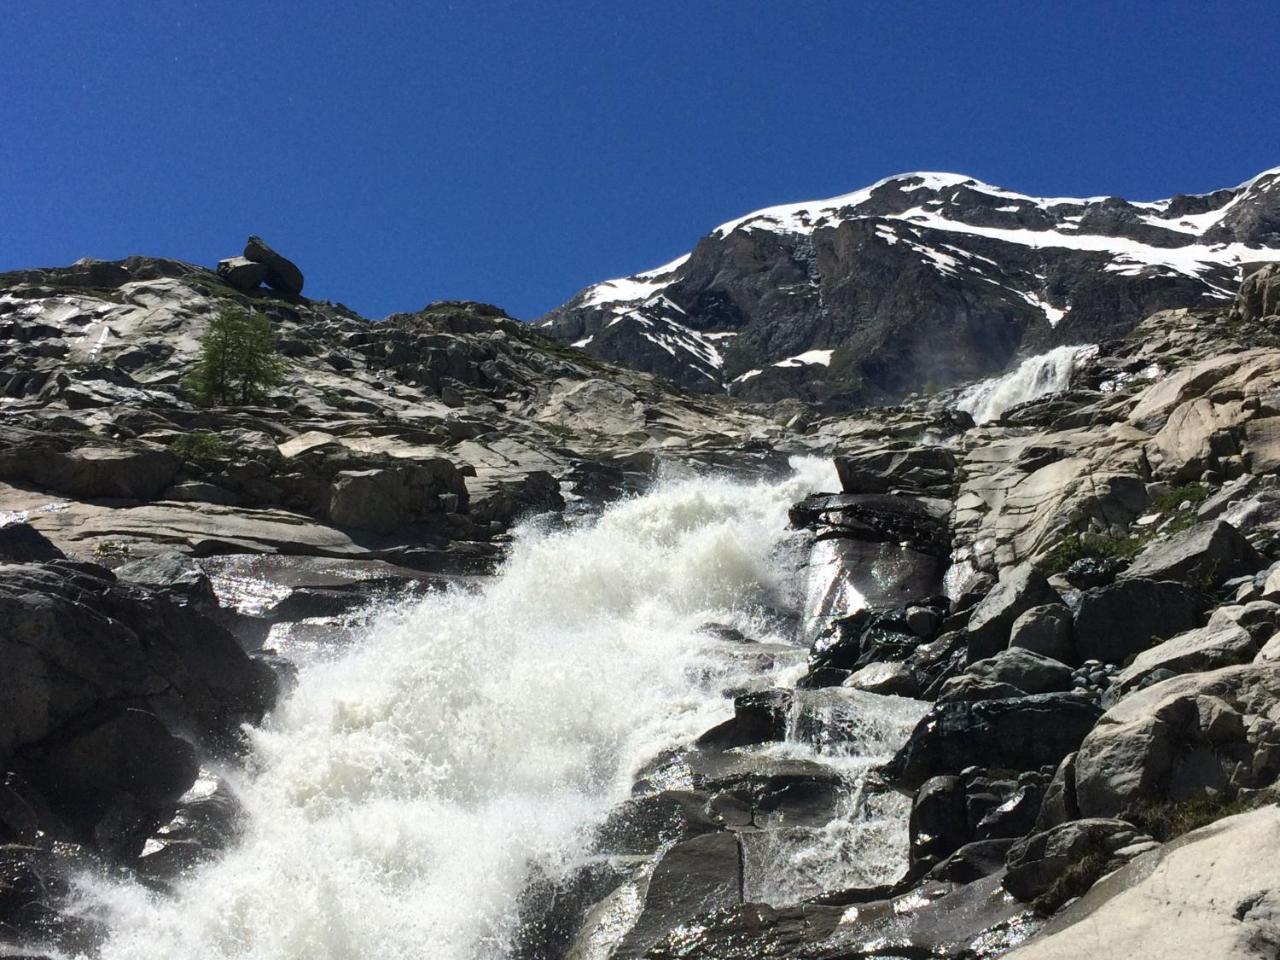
[2,252,1280,957]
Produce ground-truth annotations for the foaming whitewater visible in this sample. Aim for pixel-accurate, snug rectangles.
[957,344,1097,424]
[73,458,840,960]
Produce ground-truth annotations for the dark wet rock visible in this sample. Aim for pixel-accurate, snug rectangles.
[695,690,791,751]
[136,784,244,882]
[0,523,64,564]
[793,495,951,626]
[612,832,741,959]
[215,256,268,292]
[243,235,303,296]
[929,838,1016,883]
[905,604,943,637]
[593,790,723,856]
[641,752,847,830]
[0,840,101,949]
[1063,556,1126,589]
[1073,578,1208,663]
[1008,604,1076,665]
[802,608,920,684]
[0,562,277,771]
[843,660,919,697]
[883,693,1103,792]
[966,564,1063,662]
[936,675,1029,703]
[790,493,951,558]
[1120,520,1262,590]
[512,859,634,960]
[910,775,968,869]
[961,648,1075,695]
[37,709,198,860]
[113,551,217,607]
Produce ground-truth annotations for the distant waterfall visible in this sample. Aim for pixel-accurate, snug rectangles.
[957,344,1097,424]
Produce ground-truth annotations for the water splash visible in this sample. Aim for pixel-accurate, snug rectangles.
[72,459,840,960]
[957,344,1097,424]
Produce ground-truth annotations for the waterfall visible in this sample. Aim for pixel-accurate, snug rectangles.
[956,344,1097,424]
[68,458,885,960]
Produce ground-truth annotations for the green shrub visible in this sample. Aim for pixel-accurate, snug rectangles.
[169,430,228,463]
[1150,483,1211,514]
[1040,531,1144,573]
[185,306,286,406]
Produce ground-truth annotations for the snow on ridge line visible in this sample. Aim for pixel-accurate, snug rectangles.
[713,166,1280,240]
[563,167,1279,320]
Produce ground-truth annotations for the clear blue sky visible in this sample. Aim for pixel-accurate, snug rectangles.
[4,1,1278,319]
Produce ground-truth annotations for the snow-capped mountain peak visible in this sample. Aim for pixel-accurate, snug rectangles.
[539,167,1280,407]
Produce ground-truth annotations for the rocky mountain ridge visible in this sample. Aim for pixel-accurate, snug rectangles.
[539,167,1280,406]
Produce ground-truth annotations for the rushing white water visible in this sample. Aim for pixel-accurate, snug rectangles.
[956,344,1097,424]
[71,459,848,960]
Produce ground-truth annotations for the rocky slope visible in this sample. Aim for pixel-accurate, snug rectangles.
[539,167,1280,406]
[4,246,1280,959]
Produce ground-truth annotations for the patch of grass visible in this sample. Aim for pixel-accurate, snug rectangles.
[169,430,229,463]
[1150,483,1212,515]
[1129,794,1262,842]
[1040,531,1145,574]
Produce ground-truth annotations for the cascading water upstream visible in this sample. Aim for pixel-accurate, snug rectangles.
[63,457,895,960]
[956,344,1097,424]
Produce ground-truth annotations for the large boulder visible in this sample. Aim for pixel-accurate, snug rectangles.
[1120,520,1261,590]
[38,708,198,859]
[965,564,1063,662]
[961,648,1074,695]
[909,775,968,869]
[1073,578,1208,663]
[1073,663,1280,818]
[1008,604,1075,665]
[215,256,268,292]
[834,443,956,495]
[0,562,277,771]
[243,235,304,296]
[1003,818,1151,905]
[1006,806,1280,959]
[0,428,180,501]
[883,693,1103,792]
[1109,622,1259,699]
[326,461,467,534]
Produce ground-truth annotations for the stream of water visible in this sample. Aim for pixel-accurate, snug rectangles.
[66,457,921,960]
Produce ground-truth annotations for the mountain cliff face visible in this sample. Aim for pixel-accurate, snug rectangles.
[538,168,1280,406]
